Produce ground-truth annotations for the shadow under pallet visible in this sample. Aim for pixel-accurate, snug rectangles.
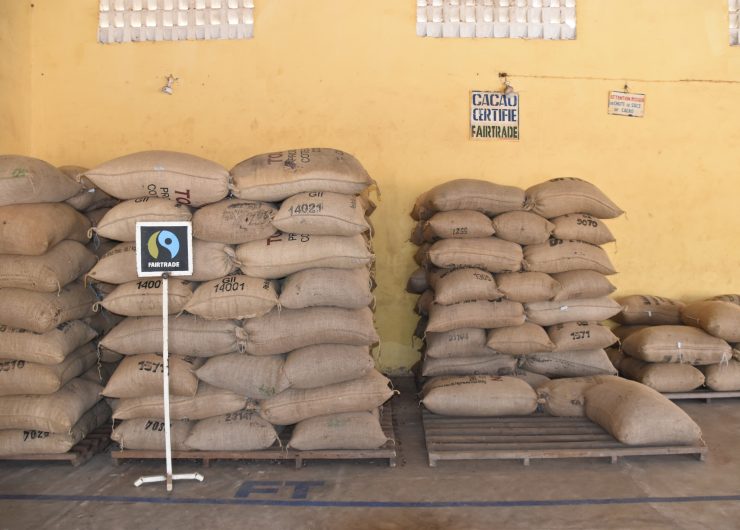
[422,411,707,467]
[111,403,397,469]
[663,390,740,403]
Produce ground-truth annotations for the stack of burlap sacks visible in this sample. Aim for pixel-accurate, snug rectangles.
[79,149,392,452]
[408,178,703,447]
[611,294,740,393]
[0,156,115,456]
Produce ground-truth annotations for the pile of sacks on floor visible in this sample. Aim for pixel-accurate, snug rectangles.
[0,156,114,456]
[409,177,703,447]
[611,294,740,392]
[77,149,392,452]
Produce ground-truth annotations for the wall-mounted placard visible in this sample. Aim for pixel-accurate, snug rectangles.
[470,90,520,140]
[608,91,645,118]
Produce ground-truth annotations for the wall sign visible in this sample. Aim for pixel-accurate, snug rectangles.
[470,90,520,140]
[136,221,193,277]
[608,91,645,118]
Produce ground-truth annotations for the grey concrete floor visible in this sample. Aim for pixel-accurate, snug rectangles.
[2,377,740,530]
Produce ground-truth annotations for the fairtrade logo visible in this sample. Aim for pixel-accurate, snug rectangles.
[147,230,180,260]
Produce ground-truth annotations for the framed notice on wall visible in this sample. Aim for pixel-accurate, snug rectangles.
[470,90,520,141]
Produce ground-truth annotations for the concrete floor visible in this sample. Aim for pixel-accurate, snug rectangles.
[2,378,740,530]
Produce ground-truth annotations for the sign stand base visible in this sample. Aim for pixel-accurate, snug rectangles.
[134,473,205,490]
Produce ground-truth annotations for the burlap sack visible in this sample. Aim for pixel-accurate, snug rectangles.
[681,301,740,342]
[424,267,447,291]
[428,238,523,273]
[192,199,277,244]
[0,283,97,334]
[195,353,290,399]
[289,411,388,450]
[185,276,278,320]
[550,214,615,245]
[231,148,373,202]
[243,307,379,356]
[236,233,373,279]
[547,322,618,352]
[279,268,372,309]
[406,267,428,294]
[421,355,518,377]
[0,378,102,432]
[64,171,117,212]
[0,401,110,456]
[551,270,616,302]
[410,222,425,245]
[86,207,113,228]
[113,382,249,421]
[525,178,623,219]
[102,354,203,398]
[0,343,98,396]
[0,241,96,292]
[585,379,702,445]
[612,325,648,341]
[536,375,619,416]
[100,315,244,356]
[523,239,616,275]
[101,279,193,317]
[0,155,81,206]
[424,328,499,358]
[187,240,239,281]
[87,237,117,261]
[494,272,561,303]
[702,361,740,391]
[0,320,97,365]
[519,350,618,377]
[433,268,503,305]
[95,197,192,241]
[86,242,137,284]
[85,150,230,207]
[259,370,393,425]
[524,297,622,327]
[486,323,555,355]
[185,410,278,451]
[411,179,526,220]
[273,192,370,237]
[415,289,434,317]
[0,203,90,256]
[84,309,125,337]
[111,418,191,451]
[621,325,731,365]
[414,243,432,267]
[619,357,705,392]
[504,368,551,388]
[81,361,117,386]
[711,294,740,305]
[615,295,685,325]
[426,300,525,333]
[422,375,537,416]
[605,347,625,371]
[283,344,374,389]
[423,210,494,240]
[59,165,91,188]
[491,211,554,245]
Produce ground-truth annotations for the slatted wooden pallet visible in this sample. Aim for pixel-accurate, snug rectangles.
[111,403,397,469]
[422,411,707,467]
[0,427,111,467]
[664,390,740,403]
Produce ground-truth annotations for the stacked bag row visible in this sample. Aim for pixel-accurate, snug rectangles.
[610,294,740,393]
[407,177,704,447]
[0,156,113,456]
[76,149,393,452]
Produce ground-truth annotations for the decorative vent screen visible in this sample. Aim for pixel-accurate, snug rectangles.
[416,0,576,40]
[731,0,740,45]
[98,0,254,44]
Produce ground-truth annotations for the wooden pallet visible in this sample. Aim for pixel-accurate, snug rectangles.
[111,403,397,469]
[0,427,111,467]
[422,411,707,467]
[664,390,740,403]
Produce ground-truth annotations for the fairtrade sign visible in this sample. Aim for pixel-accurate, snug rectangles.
[470,90,519,141]
[135,221,193,277]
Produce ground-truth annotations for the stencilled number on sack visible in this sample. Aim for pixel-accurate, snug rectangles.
[22,430,49,442]
[549,238,565,247]
[214,277,245,293]
[570,331,591,341]
[147,184,191,205]
[576,217,598,228]
[137,280,162,290]
[448,332,470,342]
[472,272,492,282]
[145,420,165,431]
[0,360,25,372]
[138,361,164,373]
[288,203,323,216]
[451,227,468,236]
[266,234,311,245]
[225,410,253,422]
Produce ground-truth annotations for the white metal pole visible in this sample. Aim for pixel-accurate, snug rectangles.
[162,272,173,492]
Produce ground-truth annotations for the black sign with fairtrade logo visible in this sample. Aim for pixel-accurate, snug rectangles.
[135,222,193,277]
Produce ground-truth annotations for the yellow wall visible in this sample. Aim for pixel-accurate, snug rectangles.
[2,0,740,372]
[0,0,32,153]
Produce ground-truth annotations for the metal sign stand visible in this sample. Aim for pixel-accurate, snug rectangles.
[134,272,203,491]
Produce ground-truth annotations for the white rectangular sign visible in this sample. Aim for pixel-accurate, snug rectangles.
[608,91,645,118]
[135,221,193,278]
[470,90,520,140]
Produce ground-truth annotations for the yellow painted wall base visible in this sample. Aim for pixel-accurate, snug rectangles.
[1,1,739,373]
